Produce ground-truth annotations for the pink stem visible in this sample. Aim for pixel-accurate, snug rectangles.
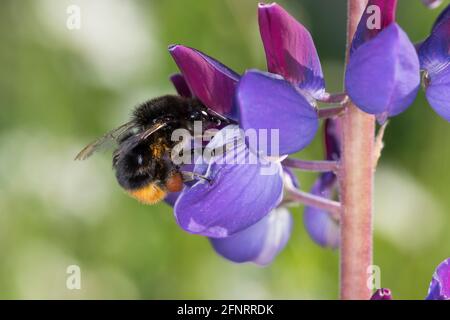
[318,105,346,119]
[339,0,375,300]
[282,158,339,172]
[285,186,341,220]
[319,92,349,104]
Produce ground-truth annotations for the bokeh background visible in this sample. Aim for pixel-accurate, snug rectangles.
[0,0,449,299]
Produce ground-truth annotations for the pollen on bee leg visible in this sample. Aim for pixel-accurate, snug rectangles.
[128,184,167,204]
[165,172,184,192]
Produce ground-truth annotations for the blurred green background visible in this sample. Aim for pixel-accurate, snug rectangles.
[0,0,449,299]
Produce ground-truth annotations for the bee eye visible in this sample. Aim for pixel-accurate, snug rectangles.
[212,117,221,126]
[190,111,202,121]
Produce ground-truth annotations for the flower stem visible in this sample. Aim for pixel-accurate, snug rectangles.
[282,158,339,172]
[285,186,341,220]
[318,106,346,119]
[319,92,349,104]
[339,0,375,300]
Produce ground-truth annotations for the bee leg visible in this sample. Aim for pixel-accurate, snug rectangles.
[181,171,211,184]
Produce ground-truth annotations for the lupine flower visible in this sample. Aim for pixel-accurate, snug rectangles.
[167,2,328,264]
[345,0,420,123]
[418,4,450,121]
[168,49,289,264]
[303,119,340,248]
[426,258,450,300]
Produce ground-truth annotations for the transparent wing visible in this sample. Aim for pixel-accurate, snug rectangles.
[74,121,136,160]
[113,122,168,161]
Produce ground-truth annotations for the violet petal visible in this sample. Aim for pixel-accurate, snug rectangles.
[169,73,192,97]
[236,70,319,156]
[324,118,342,161]
[426,258,450,300]
[258,3,325,99]
[419,5,450,121]
[351,0,397,54]
[210,207,292,265]
[303,172,340,248]
[426,68,450,121]
[345,23,420,118]
[174,126,283,238]
[169,45,240,120]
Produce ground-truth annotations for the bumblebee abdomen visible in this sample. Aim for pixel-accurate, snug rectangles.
[127,183,166,205]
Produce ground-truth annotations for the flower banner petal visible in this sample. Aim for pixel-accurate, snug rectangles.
[174,126,283,238]
[210,207,292,265]
[169,73,192,97]
[258,3,325,99]
[169,45,240,120]
[345,23,420,119]
[426,258,450,300]
[236,70,319,156]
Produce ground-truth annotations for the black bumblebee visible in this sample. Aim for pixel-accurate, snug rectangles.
[75,95,233,204]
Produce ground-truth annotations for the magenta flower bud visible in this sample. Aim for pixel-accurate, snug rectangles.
[371,288,393,300]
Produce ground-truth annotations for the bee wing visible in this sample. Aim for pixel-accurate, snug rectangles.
[74,121,136,160]
[114,122,168,160]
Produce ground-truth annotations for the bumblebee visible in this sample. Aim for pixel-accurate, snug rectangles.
[75,95,233,204]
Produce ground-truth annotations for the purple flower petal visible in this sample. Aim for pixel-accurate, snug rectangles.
[419,5,450,121]
[174,126,283,238]
[419,5,450,75]
[351,0,397,54]
[169,45,240,120]
[210,207,292,265]
[258,3,325,99]
[236,70,319,156]
[432,4,450,29]
[371,288,393,300]
[303,172,340,248]
[345,23,420,119]
[426,258,450,300]
[426,68,450,121]
[169,73,192,97]
[324,118,342,161]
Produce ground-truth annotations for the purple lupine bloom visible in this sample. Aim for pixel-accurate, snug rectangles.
[167,2,327,264]
[345,0,421,123]
[168,47,289,264]
[426,258,450,300]
[418,4,450,121]
[303,119,340,248]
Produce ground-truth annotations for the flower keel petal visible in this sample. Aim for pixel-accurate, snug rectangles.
[210,207,292,265]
